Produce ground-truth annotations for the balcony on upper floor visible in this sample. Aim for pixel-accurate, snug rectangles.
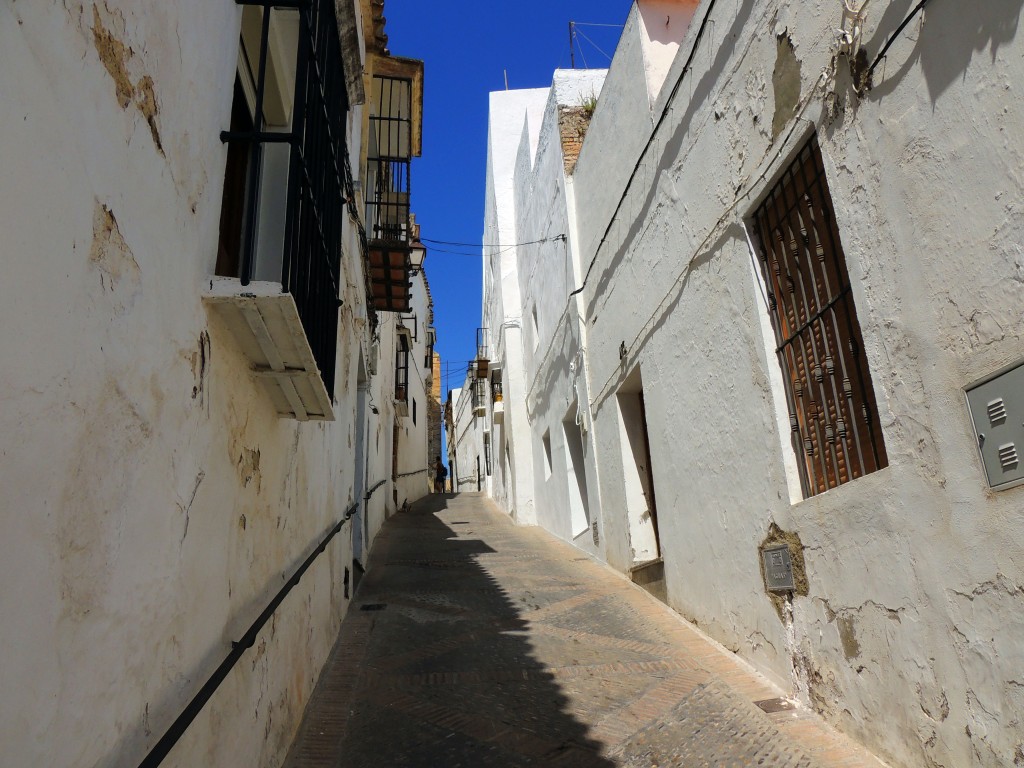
[365,59,423,313]
[204,0,347,421]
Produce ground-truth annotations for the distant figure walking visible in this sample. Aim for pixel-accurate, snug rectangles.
[433,456,448,494]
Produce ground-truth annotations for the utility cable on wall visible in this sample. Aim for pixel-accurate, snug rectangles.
[587,0,943,407]
[526,0,842,415]
[866,0,934,81]
[567,0,722,304]
[524,0,725,413]
[588,62,837,413]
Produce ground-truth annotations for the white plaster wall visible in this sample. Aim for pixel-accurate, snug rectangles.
[449,378,485,492]
[0,2,380,766]
[562,0,1024,765]
[365,320,399,545]
[480,89,550,524]
[395,271,433,504]
[637,0,700,105]
[512,71,608,554]
[572,4,659,266]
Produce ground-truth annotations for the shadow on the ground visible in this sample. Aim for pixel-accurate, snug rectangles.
[338,492,616,767]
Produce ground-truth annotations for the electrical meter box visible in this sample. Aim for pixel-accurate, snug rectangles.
[761,543,795,593]
[965,361,1024,490]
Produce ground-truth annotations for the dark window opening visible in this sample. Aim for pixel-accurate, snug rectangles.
[750,135,888,497]
[392,423,400,482]
[217,76,257,278]
[395,334,409,403]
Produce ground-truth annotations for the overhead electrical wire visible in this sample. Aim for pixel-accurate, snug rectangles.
[425,245,510,258]
[420,235,565,248]
[524,0,940,418]
[568,0,721,302]
[574,27,613,62]
[574,32,590,68]
[569,20,622,68]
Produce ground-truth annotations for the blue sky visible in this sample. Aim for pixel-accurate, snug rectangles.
[384,1,630,398]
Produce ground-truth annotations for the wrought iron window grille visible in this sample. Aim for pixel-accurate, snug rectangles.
[424,327,435,370]
[472,378,488,412]
[219,0,348,398]
[395,334,409,403]
[750,134,887,497]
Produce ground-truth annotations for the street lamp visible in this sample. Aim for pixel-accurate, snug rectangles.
[409,239,427,275]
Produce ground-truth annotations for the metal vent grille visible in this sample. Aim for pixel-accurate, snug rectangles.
[750,135,888,497]
[987,398,1007,425]
[998,443,1019,470]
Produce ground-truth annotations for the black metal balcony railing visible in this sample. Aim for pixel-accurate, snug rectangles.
[476,327,490,361]
[222,0,347,398]
[367,75,413,244]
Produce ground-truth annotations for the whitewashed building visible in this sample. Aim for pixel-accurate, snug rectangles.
[446,383,487,493]
[393,251,438,506]
[0,1,430,766]
[466,1,1024,766]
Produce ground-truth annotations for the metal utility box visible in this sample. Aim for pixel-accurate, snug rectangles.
[761,544,795,593]
[966,361,1024,490]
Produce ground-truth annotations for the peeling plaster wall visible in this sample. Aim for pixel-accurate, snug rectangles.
[0,2,379,766]
[488,0,1024,766]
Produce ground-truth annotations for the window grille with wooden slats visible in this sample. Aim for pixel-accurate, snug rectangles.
[750,135,887,497]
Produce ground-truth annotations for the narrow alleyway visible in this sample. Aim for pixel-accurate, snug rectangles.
[283,494,885,768]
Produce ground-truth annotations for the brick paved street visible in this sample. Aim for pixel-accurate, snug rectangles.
[283,493,887,768]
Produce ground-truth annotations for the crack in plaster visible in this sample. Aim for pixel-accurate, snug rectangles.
[949,574,1023,602]
[179,470,206,544]
[190,331,211,408]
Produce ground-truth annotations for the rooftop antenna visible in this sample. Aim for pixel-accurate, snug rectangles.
[569,21,575,68]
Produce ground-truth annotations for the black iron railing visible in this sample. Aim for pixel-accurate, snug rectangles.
[138,500,359,768]
[222,0,347,398]
[366,75,413,244]
[364,477,388,501]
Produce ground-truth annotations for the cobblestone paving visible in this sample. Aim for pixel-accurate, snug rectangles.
[283,493,887,768]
